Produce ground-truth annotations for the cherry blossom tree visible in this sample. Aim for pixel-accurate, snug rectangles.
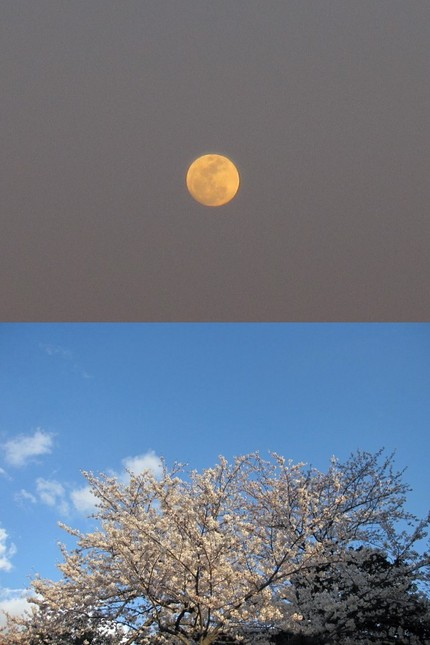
[2,450,428,644]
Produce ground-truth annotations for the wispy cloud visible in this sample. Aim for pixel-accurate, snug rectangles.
[15,489,37,505]
[16,479,69,515]
[39,343,93,379]
[2,429,54,467]
[0,527,16,572]
[39,343,72,360]
[36,478,69,515]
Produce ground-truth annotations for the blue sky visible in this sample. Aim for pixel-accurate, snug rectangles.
[1,323,429,619]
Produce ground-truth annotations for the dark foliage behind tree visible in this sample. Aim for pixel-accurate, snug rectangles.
[289,545,430,643]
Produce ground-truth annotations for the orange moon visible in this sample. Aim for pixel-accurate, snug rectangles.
[186,154,240,206]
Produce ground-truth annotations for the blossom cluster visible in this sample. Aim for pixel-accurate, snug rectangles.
[2,450,429,644]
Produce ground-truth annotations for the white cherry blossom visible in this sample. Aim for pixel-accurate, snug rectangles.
[2,450,428,644]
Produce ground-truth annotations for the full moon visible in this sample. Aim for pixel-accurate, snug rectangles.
[186,154,240,206]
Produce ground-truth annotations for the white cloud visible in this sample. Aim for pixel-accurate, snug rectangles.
[39,343,93,379]
[0,588,32,627]
[14,478,70,515]
[0,528,16,572]
[15,489,37,504]
[0,468,11,482]
[36,478,69,515]
[121,450,162,482]
[36,478,64,506]
[39,343,72,359]
[70,485,98,514]
[2,429,54,467]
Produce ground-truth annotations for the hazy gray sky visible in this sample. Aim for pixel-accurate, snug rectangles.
[2,1,429,320]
